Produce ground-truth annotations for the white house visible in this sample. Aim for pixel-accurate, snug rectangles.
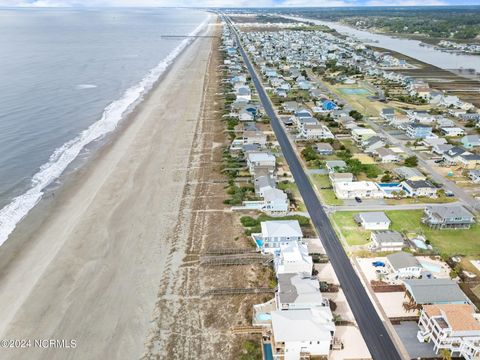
[241,188,289,215]
[252,220,303,254]
[386,252,423,279]
[276,273,329,310]
[274,242,313,276]
[375,147,400,163]
[401,180,437,198]
[270,308,335,360]
[356,212,391,230]
[236,86,251,102]
[441,127,465,137]
[247,152,276,173]
[370,231,405,252]
[298,124,334,140]
[333,181,384,199]
[352,128,377,143]
[417,304,480,360]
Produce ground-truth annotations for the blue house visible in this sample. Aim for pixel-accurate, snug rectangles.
[322,100,337,111]
[406,123,432,139]
[461,135,480,149]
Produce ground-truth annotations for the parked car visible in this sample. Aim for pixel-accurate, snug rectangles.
[372,261,385,267]
[445,190,455,197]
[355,197,362,203]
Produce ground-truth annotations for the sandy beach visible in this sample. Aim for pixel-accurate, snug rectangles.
[0,15,216,360]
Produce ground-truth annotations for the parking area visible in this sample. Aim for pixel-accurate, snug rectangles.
[331,326,371,360]
[375,292,415,318]
[394,321,437,359]
[357,257,392,283]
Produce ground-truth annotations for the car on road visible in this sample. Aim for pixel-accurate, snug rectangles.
[355,196,362,203]
[372,261,385,267]
[445,190,455,197]
[434,159,443,164]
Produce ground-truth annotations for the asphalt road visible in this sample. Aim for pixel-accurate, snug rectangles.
[225,18,404,360]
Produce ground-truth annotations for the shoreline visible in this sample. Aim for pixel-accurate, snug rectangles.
[0,14,216,360]
[0,12,211,247]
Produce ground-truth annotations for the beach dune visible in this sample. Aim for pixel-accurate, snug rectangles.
[0,16,215,360]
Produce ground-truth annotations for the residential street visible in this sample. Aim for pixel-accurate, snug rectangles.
[225,16,405,360]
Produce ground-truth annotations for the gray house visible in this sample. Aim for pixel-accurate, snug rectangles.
[423,205,476,229]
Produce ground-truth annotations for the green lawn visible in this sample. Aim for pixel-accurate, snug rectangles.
[384,196,457,205]
[331,212,370,246]
[278,181,307,212]
[319,189,344,206]
[310,174,331,189]
[332,209,480,255]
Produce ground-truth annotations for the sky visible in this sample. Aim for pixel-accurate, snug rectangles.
[1,0,479,7]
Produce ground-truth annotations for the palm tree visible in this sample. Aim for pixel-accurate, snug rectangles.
[439,349,452,360]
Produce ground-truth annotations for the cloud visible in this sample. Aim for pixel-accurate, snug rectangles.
[0,0,474,6]
[366,0,447,4]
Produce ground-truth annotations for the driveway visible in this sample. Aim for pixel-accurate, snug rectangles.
[394,322,437,359]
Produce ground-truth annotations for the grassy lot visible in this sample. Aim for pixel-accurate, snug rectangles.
[384,196,457,205]
[319,189,344,206]
[332,209,480,255]
[278,181,307,212]
[339,140,361,154]
[330,212,370,246]
[310,174,331,188]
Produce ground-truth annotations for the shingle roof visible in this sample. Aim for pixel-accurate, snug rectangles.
[386,252,421,270]
[423,304,480,332]
[404,279,469,304]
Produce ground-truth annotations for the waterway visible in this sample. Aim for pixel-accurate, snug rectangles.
[285,15,480,73]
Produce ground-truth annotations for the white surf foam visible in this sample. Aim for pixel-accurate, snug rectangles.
[0,15,211,246]
[76,84,98,90]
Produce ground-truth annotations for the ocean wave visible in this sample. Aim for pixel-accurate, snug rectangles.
[76,84,98,90]
[0,15,211,247]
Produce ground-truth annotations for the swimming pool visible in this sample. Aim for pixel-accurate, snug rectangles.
[421,261,442,273]
[255,239,264,248]
[263,343,274,360]
[413,239,428,250]
[256,313,271,321]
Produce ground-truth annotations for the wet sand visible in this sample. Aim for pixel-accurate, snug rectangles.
[0,15,215,360]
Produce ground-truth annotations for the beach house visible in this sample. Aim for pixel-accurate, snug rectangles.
[417,304,480,360]
[270,308,336,360]
[276,273,329,311]
[462,135,480,149]
[247,152,276,174]
[252,220,303,254]
[401,180,437,198]
[370,231,405,252]
[386,252,423,279]
[403,279,471,306]
[355,212,391,230]
[393,166,426,181]
[352,128,376,143]
[406,123,433,139]
[333,181,384,199]
[423,205,476,229]
[274,242,313,276]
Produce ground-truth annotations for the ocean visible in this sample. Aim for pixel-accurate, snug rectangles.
[0,7,209,245]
